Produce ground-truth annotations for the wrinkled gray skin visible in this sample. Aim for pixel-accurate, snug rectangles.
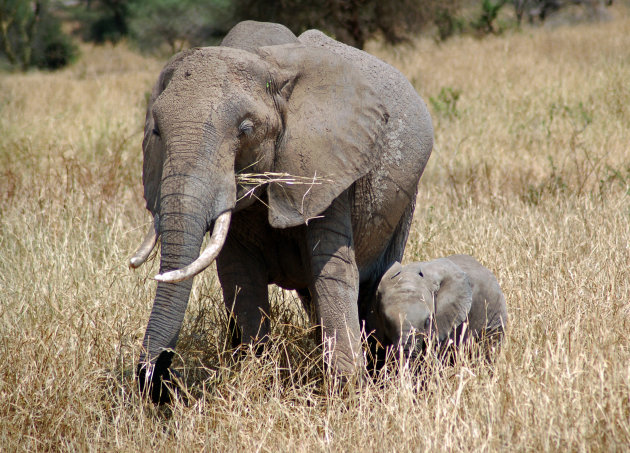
[374,255,507,362]
[134,21,433,402]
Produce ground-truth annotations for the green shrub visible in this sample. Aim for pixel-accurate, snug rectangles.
[434,4,465,41]
[429,87,461,119]
[0,0,78,71]
[230,0,463,49]
[33,10,78,69]
[471,0,510,34]
[71,0,130,44]
[127,0,231,54]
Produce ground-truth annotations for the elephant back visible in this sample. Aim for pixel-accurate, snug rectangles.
[221,21,298,52]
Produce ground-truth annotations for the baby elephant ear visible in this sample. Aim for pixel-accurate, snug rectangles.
[257,43,388,228]
[421,258,473,343]
[377,262,403,300]
[382,261,403,281]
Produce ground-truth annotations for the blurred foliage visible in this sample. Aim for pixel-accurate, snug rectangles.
[467,0,614,37]
[514,0,614,24]
[3,0,614,69]
[72,0,130,44]
[72,0,232,54]
[229,0,614,46]
[429,87,462,119]
[127,0,231,53]
[230,0,463,49]
[0,0,78,70]
[471,0,509,34]
[434,4,466,40]
[71,0,466,51]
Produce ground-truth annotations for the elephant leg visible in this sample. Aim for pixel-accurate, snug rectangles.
[306,191,363,376]
[358,199,417,373]
[217,236,270,347]
[296,287,318,325]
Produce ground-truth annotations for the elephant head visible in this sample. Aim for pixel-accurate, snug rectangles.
[130,43,387,396]
[375,259,473,360]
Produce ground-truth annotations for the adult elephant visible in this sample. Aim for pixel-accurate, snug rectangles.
[130,21,433,403]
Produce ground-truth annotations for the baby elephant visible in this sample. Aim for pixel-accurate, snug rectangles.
[375,254,507,361]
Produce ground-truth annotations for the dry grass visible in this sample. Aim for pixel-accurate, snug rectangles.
[1,10,630,451]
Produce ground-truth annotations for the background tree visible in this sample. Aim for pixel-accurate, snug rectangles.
[231,0,462,49]
[70,0,463,51]
[17,0,613,67]
[514,0,613,25]
[75,0,130,44]
[471,0,509,34]
[127,0,231,54]
[0,0,77,70]
[72,0,232,54]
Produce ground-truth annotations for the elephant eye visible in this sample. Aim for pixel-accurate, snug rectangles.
[152,127,160,138]
[424,316,432,330]
[238,119,254,137]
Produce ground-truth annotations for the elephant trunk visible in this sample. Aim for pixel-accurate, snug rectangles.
[138,226,200,404]
[155,210,230,282]
[406,336,426,363]
[140,145,232,364]
[399,329,419,362]
[140,193,208,365]
[399,324,434,363]
[137,120,237,403]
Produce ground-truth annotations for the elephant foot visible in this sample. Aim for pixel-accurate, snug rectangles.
[137,350,186,405]
[227,314,242,350]
[230,336,272,362]
[322,344,366,387]
[227,315,272,357]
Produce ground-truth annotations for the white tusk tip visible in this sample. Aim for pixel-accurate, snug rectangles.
[154,271,187,283]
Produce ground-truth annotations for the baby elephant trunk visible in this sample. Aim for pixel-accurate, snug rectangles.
[399,327,429,363]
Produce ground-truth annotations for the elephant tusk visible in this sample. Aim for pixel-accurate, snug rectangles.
[129,223,159,269]
[154,210,231,283]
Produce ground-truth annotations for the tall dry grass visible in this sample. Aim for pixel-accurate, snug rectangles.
[1,9,629,451]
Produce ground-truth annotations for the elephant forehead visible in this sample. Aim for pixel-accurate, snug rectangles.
[382,291,432,329]
[195,45,262,62]
[165,48,268,95]
[380,273,433,308]
[154,57,271,124]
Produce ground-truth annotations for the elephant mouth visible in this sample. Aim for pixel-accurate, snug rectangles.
[128,210,232,282]
[403,327,452,363]
[400,332,429,362]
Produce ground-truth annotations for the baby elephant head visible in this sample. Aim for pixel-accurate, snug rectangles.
[376,259,473,358]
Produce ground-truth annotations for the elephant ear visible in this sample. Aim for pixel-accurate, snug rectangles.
[257,43,388,228]
[421,258,473,343]
[142,49,196,215]
[381,261,403,282]
[376,261,404,302]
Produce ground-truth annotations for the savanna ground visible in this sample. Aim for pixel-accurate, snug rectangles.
[1,5,630,451]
